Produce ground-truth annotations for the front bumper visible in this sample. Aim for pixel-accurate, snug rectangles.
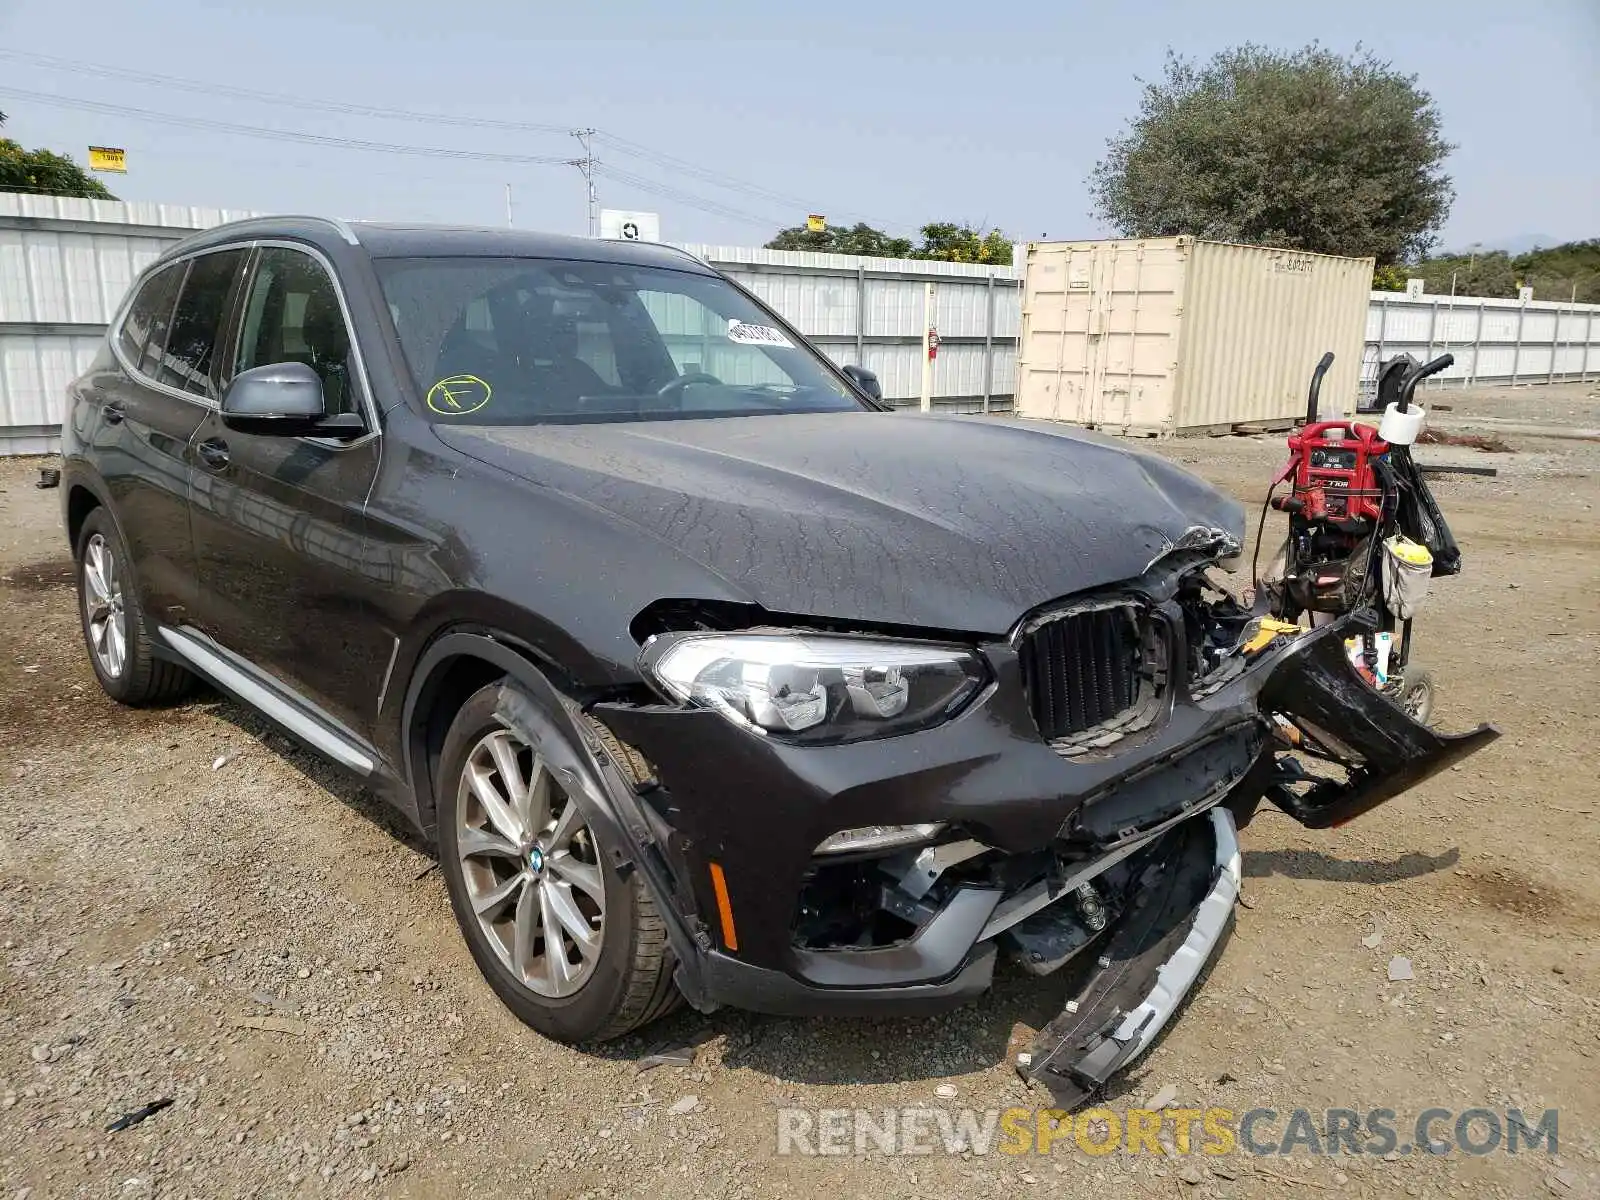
[588,612,1496,1017]
[1021,806,1241,1105]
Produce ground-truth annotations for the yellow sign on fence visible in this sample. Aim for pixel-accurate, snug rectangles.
[88,146,127,173]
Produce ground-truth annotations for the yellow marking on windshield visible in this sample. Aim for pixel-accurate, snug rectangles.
[426,374,492,416]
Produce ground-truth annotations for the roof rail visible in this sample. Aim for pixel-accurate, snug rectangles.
[318,216,361,245]
[587,238,713,269]
[653,242,712,268]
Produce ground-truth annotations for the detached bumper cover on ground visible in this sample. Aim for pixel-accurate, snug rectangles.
[1019,807,1240,1105]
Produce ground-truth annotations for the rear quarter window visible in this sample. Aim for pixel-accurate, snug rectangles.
[116,263,185,374]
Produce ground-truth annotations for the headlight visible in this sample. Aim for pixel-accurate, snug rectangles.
[645,631,986,742]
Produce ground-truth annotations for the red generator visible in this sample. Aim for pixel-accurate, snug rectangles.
[1277,420,1388,524]
[1254,350,1461,724]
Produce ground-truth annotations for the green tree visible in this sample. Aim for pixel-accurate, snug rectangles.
[913,223,1014,265]
[1403,240,1600,302]
[765,221,912,257]
[764,220,1014,264]
[1515,239,1600,303]
[0,113,118,200]
[1372,264,1408,291]
[1089,44,1453,265]
[1409,250,1517,298]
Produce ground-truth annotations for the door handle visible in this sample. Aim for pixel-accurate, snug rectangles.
[102,400,126,425]
[197,439,231,471]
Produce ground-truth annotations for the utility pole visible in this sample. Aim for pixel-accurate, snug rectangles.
[569,128,598,236]
[505,183,514,228]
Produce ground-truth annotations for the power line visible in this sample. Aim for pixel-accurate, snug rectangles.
[594,165,782,229]
[1,48,877,230]
[0,49,574,134]
[1,89,775,228]
[593,131,874,224]
[0,88,575,165]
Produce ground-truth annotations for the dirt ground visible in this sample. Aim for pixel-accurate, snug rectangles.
[2,382,1598,1200]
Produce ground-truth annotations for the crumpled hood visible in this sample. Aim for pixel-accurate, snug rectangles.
[436,412,1244,635]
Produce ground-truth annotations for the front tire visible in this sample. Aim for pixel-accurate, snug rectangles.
[74,508,193,706]
[1395,668,1435,727]
[436,683,678,1043]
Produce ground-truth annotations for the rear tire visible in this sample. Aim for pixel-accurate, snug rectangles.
[436,682,678,1043]
[74,508,193,706]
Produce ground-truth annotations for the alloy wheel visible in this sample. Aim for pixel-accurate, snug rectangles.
[455,728,606,997]
[83,533,127,679]
[1402,679,1433,723]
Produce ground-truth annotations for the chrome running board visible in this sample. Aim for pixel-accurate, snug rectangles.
[159,626,376,775]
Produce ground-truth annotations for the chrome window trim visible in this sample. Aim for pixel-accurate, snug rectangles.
[242,239,380,449]
[108,257,206,410]
[108,238,381,450]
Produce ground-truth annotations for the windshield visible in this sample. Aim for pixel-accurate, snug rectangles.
[374,256,868,424]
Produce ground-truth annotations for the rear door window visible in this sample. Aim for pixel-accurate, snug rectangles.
[117,263,184,378]
[158,249,249,398]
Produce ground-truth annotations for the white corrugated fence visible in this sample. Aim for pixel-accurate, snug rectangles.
[1364,291,1600,392]
[676,243,1022,411]
[2,192,1597,454]
[0,194,262,454]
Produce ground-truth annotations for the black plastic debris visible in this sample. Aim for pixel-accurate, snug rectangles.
[1019,814,1230,1108]
[106,1098,174,1132]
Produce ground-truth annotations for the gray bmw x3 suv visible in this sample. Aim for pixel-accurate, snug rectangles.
[59,217,1495,1104]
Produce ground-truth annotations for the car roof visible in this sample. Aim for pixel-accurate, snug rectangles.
[158,216,716,273]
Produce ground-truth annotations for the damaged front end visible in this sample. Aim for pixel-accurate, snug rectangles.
[1016,598,1496,1106]
[582,558,1498,1108]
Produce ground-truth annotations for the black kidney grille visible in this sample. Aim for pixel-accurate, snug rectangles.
[1019,606,1145,740]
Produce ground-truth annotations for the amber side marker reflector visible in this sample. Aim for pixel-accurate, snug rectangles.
[708,862,739,951]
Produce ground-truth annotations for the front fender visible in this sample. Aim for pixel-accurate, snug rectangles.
[395,633,713,1009]
[492,677,714,1011]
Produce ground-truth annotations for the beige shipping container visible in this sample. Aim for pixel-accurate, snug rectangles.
[1016,237,1373,435]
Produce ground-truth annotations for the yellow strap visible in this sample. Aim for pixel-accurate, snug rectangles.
[1242,617,1302,654]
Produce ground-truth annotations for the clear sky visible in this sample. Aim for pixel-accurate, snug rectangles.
[1,0,1595,252]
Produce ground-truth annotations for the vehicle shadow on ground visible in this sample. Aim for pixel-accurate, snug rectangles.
[1242,845,1459,884]
[585,966,1078,1088]
[198,688,435,859]
[191,685,1255,1091]
[588,922,1245,1092]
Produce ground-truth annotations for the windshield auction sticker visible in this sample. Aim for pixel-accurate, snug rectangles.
[427,375,492,416]
[725,320,795,349]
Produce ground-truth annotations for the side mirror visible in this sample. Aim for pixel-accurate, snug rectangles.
[841,364,883,403]
[221,362,363,439]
